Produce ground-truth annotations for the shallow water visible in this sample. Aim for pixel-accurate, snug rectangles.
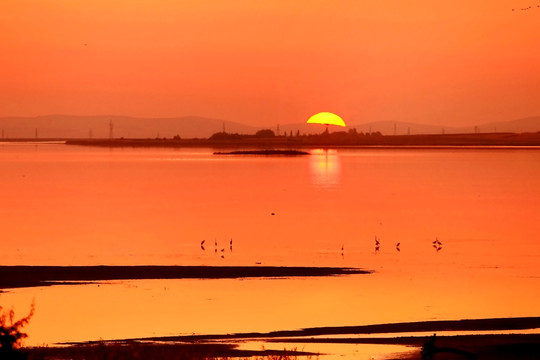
[1,143,539,357]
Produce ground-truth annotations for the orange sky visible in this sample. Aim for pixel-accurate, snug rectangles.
[1,0,539,126]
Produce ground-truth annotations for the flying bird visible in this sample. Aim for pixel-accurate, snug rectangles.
[200,240,206,250]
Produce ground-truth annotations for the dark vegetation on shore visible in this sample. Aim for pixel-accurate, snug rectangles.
[59,130,540,148]
[0,265,369,290]
[0,302,34,360]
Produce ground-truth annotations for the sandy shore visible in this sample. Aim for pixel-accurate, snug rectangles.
[3,268,538,358]
[0,265,369,290]
[23,317,540,359]
[24,342,316,360]
[117,316,540,343]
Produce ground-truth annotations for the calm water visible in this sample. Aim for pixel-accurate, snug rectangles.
[1,143,539,358]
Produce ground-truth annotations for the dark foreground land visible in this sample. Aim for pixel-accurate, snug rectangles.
[0,265,368,290]
[2,268,538,359]
[19,317,540,360]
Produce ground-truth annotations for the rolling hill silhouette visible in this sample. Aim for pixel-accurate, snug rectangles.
[1,114,539,139]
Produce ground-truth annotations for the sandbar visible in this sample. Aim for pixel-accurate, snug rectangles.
[43,317,540,360]
[0,265,369,290]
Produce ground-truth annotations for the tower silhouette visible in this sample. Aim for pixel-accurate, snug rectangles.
[109,120,114,139]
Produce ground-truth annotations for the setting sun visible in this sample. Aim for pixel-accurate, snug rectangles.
[307,112,346,127]
[2,1,540,358]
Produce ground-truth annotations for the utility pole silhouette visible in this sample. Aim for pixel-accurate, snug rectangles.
[109,120,114,139]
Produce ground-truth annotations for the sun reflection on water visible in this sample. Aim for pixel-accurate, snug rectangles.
[309,149,341,188]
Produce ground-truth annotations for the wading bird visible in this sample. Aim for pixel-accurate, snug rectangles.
[433,237,443,251]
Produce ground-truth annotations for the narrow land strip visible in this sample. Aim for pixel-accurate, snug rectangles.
[0,265,369,290]
[57,318,540,360]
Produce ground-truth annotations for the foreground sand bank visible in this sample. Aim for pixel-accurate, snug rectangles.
[0,265,369,290]
[117,316,540,343]
[26,317,540,360]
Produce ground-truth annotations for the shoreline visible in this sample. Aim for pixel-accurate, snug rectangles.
[0,265,370,290]
[3,131,540,147]
[109,317,540,343]
[64,132,540,147]
[25,317,540,360]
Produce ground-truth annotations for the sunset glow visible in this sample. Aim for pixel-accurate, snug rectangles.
[1,1,539,126]
[2,1,540,358]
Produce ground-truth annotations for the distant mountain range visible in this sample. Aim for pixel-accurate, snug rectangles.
[0,115,257,139]
[0,114,539,139]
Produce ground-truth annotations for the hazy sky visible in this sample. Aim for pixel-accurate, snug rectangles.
[1,1,539,126]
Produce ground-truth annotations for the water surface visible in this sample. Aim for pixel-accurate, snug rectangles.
[1,143,539,358]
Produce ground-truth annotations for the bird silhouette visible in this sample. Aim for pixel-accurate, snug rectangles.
[433,237,443,251]
[200,240,206,251]
[396,242,401,252]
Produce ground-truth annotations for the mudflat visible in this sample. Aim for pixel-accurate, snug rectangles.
[23,317,540,360]
[0,265,369,290]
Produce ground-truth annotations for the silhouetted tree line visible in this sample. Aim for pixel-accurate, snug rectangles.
[209,128,383,140]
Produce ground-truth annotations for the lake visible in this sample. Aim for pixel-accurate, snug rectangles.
[1,143,539,358]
